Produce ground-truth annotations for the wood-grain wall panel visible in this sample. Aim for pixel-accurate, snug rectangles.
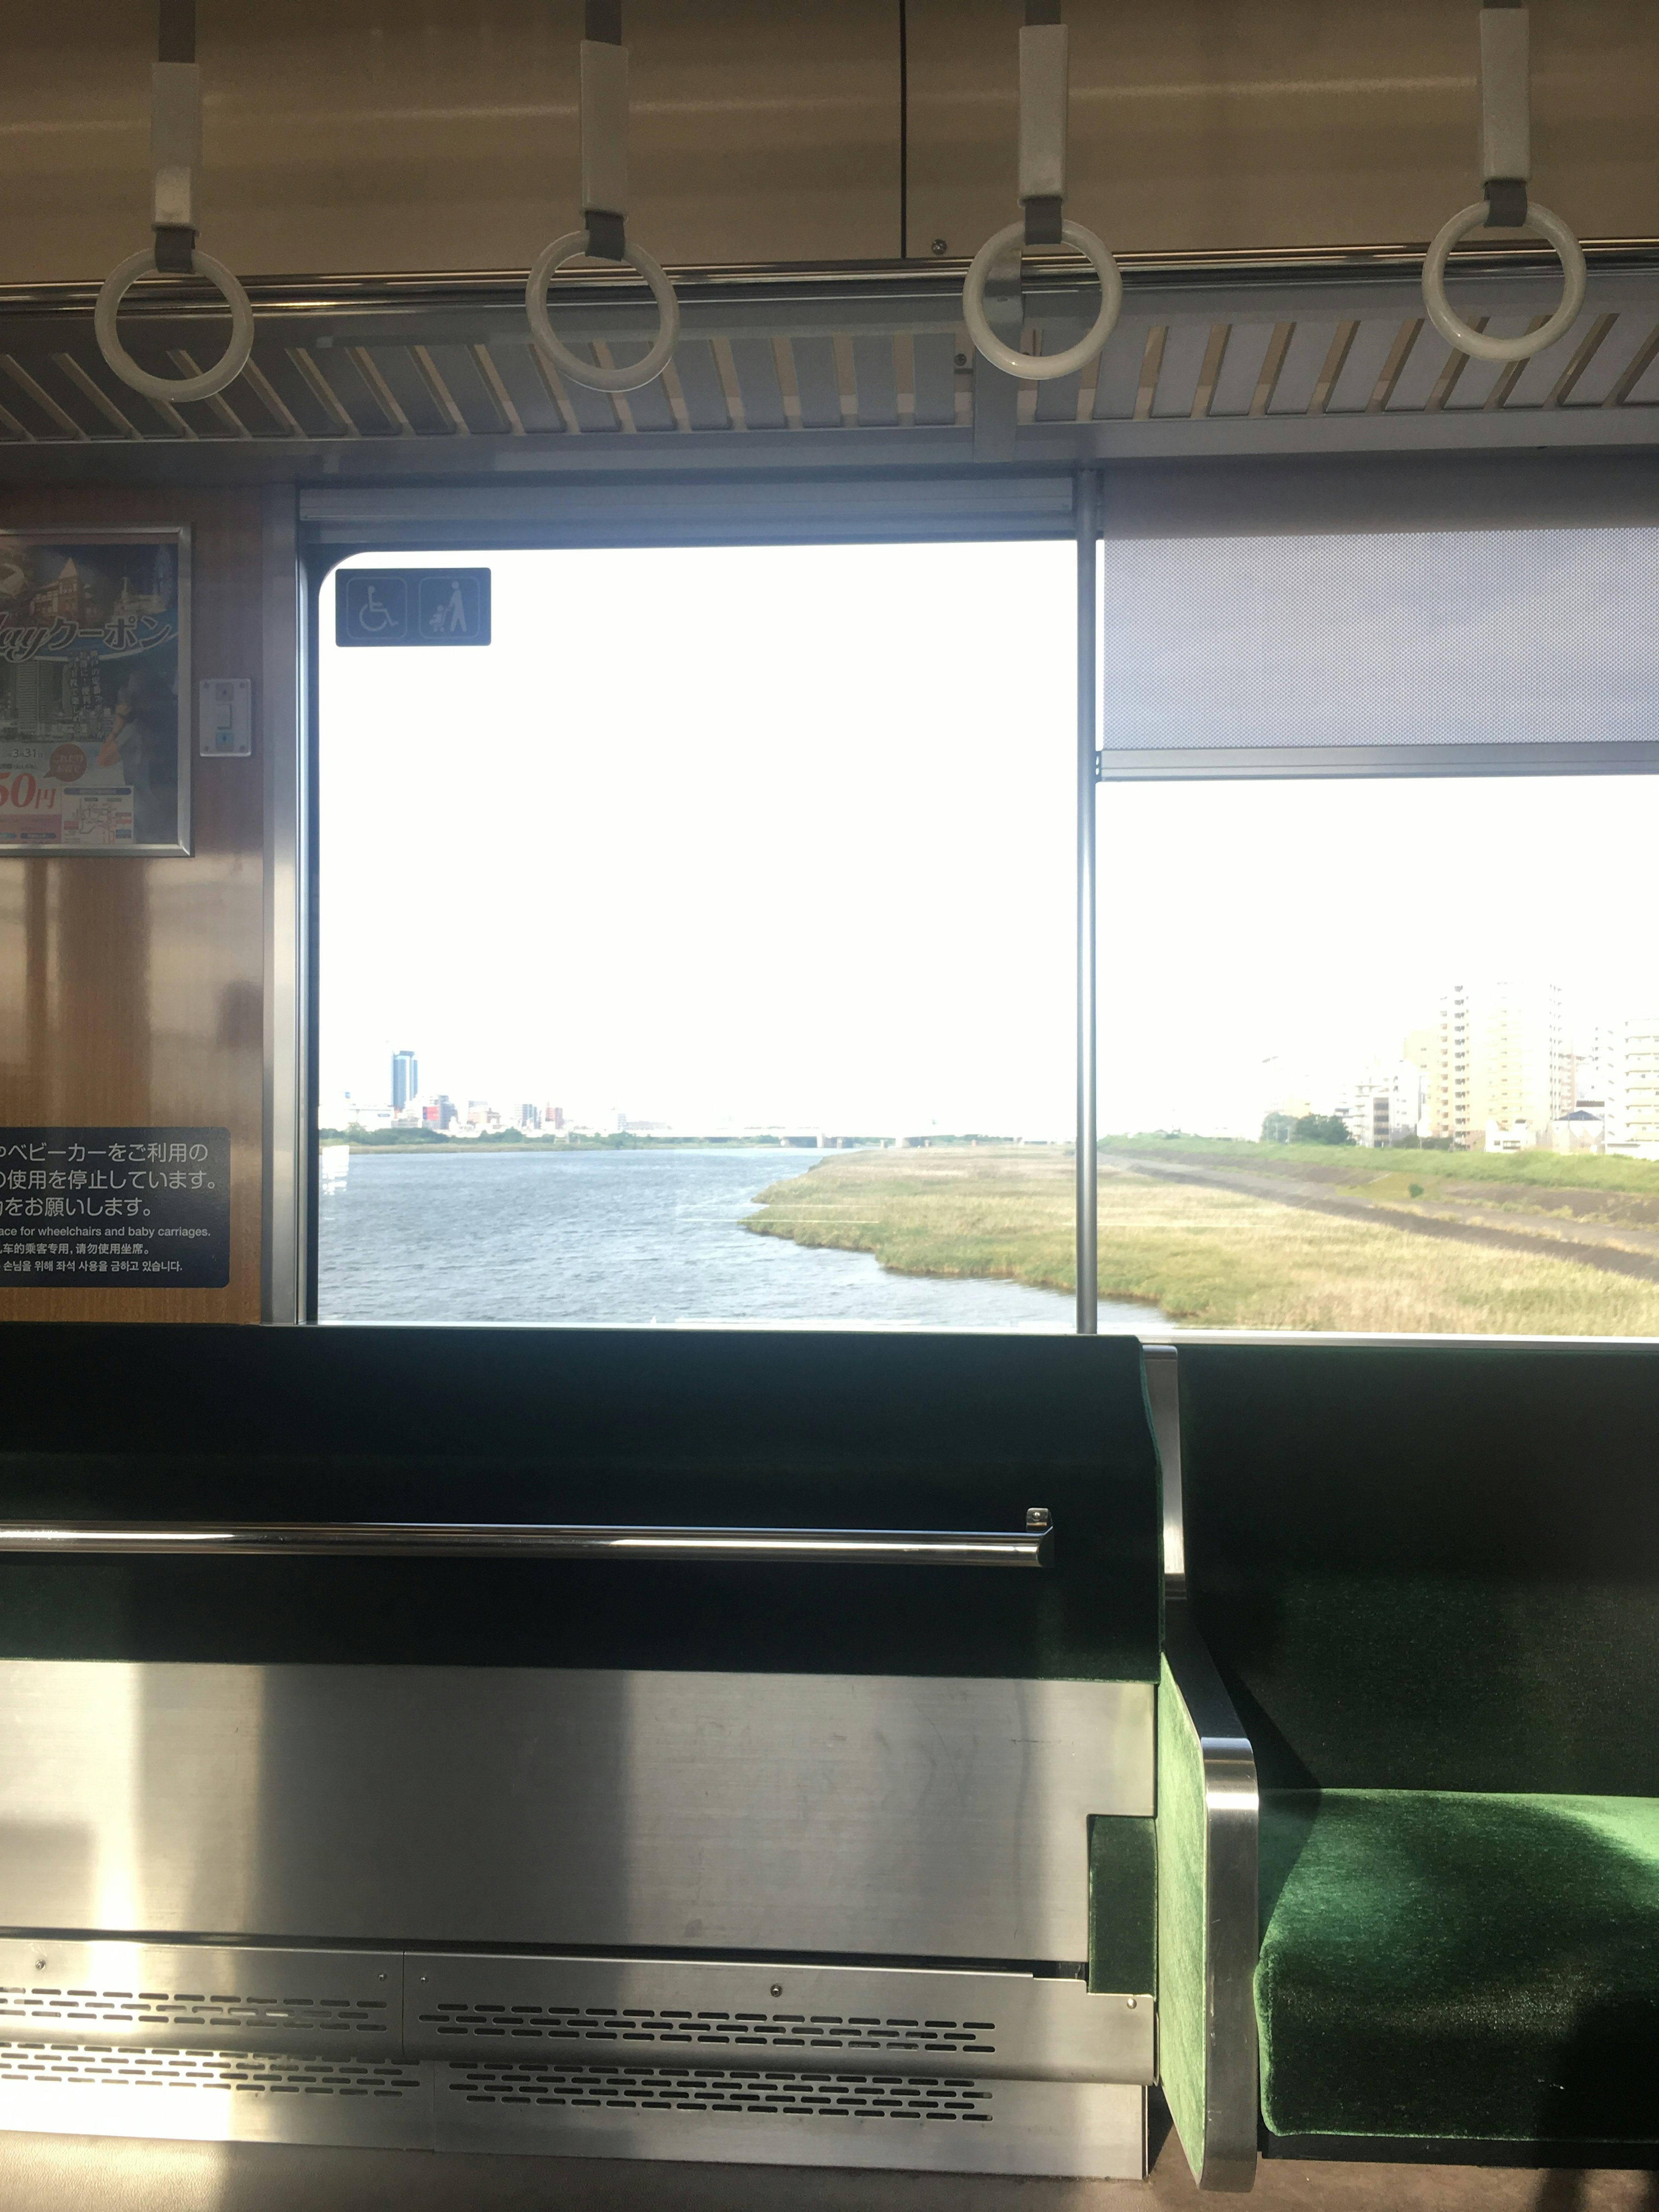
[0,485,267,1323]
[908,0,1659,263]
[0,0,900,283]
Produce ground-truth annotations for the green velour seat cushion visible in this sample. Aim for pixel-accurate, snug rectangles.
[1258,1789,1659,2145]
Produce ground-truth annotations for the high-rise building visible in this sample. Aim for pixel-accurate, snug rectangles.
[1339,1062,1427,1148]
[1427,980,1574,1148]
[1607,1017,1659,1157]
[391,1049,418,1111]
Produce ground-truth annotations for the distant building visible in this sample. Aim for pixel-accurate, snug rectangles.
[1608,1016,1659,1157]
[1428,980,1574,1148]
[1548,1108,1605,1154]
[1338,1061,1427,1148]
[546,1105,565,1130]
[391,1049,419,1111]
[1485,1119,1536,1154]
[432,1093,458,1130]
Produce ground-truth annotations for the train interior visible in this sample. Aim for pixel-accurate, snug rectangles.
[2,3,1659,2207]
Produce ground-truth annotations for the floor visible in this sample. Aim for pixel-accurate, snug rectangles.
[0,2126,1656,2212]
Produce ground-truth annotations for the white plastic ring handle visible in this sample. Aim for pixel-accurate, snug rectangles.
[526,229,679,392]
[1421,200,1586,362]
[94,245,254,403]
[963,218,1122,381]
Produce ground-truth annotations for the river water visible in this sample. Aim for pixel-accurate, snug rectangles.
[318,1147,1156,1331]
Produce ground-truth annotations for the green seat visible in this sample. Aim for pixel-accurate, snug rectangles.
[1258,1790,1659,2145]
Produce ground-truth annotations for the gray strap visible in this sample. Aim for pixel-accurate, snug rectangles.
[157,0,194,63]
[154,0,197,269]
[1484,177,1528,227]
[1024,194,1063,247]
[584,210,627,261]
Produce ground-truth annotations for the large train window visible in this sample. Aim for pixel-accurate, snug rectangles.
[315,540,1085,1329]
[1094,521,1659,1339]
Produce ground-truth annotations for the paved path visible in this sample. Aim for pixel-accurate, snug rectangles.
[1106,1152,1659,1287]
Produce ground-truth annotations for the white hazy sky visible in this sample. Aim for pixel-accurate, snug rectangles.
[320,541,1076,1137]
[321,538,1659,1141]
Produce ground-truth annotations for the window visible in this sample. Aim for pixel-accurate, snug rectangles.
[314,507,1659,1341]
[1092,521,1659,1339]
[317,539,1090,1329]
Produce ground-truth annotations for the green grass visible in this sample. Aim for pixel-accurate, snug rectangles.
[746,1147,1659,1336]
[1103,1132,1659,1197]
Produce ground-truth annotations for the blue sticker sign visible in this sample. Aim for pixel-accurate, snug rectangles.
[336,568,491,648]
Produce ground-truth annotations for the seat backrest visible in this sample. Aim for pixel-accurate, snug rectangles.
[1180,1343,1659,1794]
[0,1323,1161,1681]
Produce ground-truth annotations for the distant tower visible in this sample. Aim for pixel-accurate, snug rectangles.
[391,1049,418,1111]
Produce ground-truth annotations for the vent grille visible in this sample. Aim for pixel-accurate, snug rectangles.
[0,1984,391,2038]
[445,2061,992,2122]
[0,2043,421,2096]
[420,2001,996,2058]
[0,275,1653,451]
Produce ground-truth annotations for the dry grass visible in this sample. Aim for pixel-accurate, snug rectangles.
[745,1147,1659,1335]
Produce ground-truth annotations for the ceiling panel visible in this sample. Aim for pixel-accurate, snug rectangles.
[904,0,1659,267]
[0,0,900,286]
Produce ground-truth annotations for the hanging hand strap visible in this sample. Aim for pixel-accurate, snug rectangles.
[1420,3,1585,364]
[581,0,629,262]
[152,0,200,273]
[1020,1,1067,248]
[1479,1,1530,229]
[963,2,1121,385]
[525,0,680,392]
[95,0,254,404]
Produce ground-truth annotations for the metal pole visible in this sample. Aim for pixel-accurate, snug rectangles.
[1075,469,1099,1335]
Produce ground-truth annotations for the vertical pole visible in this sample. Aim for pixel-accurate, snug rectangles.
[1075,469,1099,1335]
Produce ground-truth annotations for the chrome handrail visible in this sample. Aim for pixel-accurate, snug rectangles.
[0,1519,1055,1567]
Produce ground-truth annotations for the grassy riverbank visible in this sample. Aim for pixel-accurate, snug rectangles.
[744,1147,1659,1335]
[1102,1133,1659,1202]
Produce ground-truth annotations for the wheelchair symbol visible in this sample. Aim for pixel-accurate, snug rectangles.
[345,575,408,642]
[356,584,397,634]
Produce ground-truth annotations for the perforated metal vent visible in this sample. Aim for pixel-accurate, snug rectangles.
[0,1985,391,2038]
[446,2060,992,2121]
[0,2043,420,2097]
[420,2000,996,2058]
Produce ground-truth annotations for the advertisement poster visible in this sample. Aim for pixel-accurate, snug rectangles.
[0,1128,229,1288]
[0,528,190,855]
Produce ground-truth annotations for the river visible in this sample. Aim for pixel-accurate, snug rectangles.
[318,1147,1157,1331]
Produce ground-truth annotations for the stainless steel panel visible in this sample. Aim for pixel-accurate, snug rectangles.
[435,2066,1145,2179]
[0,2042,431,2148]
[405,1956,1154,2084]
[0,1520,1053,1567]
[0,1942,400,2056]
[0,1664,1153,1961]
[1143,1343,1184,1599]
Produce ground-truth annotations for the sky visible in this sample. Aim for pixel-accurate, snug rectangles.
[320,536,1659,1141]
[319,541,1077,1138]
